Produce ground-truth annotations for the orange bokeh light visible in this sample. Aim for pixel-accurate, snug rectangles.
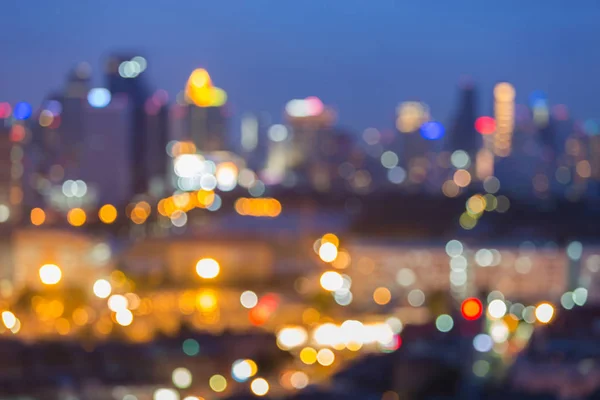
[461,297,483,321]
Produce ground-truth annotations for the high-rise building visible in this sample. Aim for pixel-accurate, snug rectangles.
[105,54,150,195]
[241,113,269,171]
[81,96,133,207]
[144,91,170,197]
[188,105,227,152]
[449,80,479,155]
[284,97,337,189]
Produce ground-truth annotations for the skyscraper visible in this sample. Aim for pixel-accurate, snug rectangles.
[144,91,170,197]
[188,105,227,152]
[105,54,150,195]
[81,96,133,207]
[449,80,479,155]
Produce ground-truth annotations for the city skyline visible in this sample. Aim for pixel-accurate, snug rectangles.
[2,0,600,133]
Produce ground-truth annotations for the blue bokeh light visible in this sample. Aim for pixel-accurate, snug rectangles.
[420,121,445,140]
[87,88,111,108]
[13,102,32,120]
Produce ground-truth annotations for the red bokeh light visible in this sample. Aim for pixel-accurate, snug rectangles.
[249,293,279,326]
[461,297,483,321]
[475,116,496,135]
[0,102,11,119]
[10,125,25,142]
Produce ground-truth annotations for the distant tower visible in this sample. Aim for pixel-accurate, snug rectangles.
[105,54,150,195]
[144,91,170,197]
[449,79,479,155]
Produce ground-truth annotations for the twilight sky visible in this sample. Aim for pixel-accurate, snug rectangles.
[1,0,599,133]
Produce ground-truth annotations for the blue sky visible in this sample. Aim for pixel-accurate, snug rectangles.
[1,0,599,132]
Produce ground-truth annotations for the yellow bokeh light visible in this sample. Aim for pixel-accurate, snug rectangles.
[321,233,339,248]
[30,208,46,226]
[39,264,62,285]
[234,197,282,217]
[67,208,86,227]
[373,287,392,305]
[302,308,320,325]
[459,212,477,230]
[331,249,351,269]
[467,195,486,214]
[72,308,89,326]
[250,378,269,396]
[316,348,335,366]
[55,318,70,335]
[196,190,215,208]
[99,204,117,224]
[196,290,218,312]
[196,258,220,279]
[535,302,555,324]
[209,374,227,393]
[300,347,318,365]
[320,271,343,291]
[319,242,338,262]
[189,68,212,89]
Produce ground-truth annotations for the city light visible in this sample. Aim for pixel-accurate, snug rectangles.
[39,264,62,285]
[2,311,17,329]
[299,347,317,365]
[13,102,32,120]
[420,121,445,140]
[30,208,46,226]
[396,102,429,133]
[461,298,483,320]
[99,204,117,224]
[172,367,192,389]
[290,371,309,389]
[93,279,112,298]
[316,348,335,366]
[475,116,496,135]
[87,88,111,108]
[320,271,343,291]
[318,242,338,262]
[107,294,129,312]
[487,299,507,319]
[240,290,258,309]
[251,378,270,396]
[186,68,227,108]
[209,374,227,392]
[67,208,87,227]
[154,388,179,400]
[285,97,324,118]
[195,258,220,279]
[231,359,257,382]
[435,314,454,332]
[277,326,308,349]
[115,309,133,326]
[534,302,555,324]
[373,287,392,305]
